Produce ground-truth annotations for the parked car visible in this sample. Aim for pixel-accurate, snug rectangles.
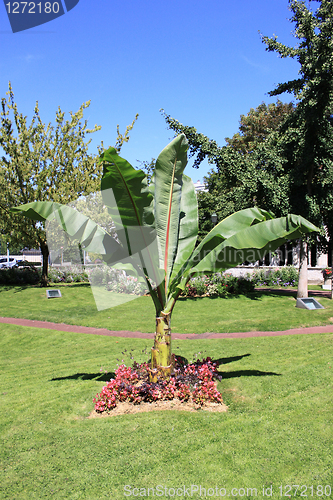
[0,257,21,269]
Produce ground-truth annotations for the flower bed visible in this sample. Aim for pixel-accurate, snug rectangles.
[181,274,254,298]
[93,357,224,414]
[250,265,299,287]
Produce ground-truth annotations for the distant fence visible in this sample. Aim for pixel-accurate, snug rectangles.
[0,253,42,264]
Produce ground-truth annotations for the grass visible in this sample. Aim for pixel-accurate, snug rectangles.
[1,284,333,333]
[1,323,332,499]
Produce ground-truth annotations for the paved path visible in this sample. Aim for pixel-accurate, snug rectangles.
[1,316,333,339]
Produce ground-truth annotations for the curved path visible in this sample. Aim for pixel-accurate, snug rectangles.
[1,316,333,339]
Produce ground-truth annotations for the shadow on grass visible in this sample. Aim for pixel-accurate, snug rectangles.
[219,369,281,379]
[212,354,281,378]
[0,284,35,292]
[52,282,91,288]
[213,354,251,365]
[51,372,115,382]
[176,289,298,303]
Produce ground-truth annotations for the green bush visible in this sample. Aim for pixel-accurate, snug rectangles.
[48,266,88,284]
[182,273,255,298]
[0,265,40,285]
[250,266,299,287]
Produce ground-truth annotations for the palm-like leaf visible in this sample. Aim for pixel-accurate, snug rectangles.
[190,213,318,274]
[100,147,154,229]
[100,148,164,308]
[153,134,188,294]
[168,174,198,287]
[11,201,124,258]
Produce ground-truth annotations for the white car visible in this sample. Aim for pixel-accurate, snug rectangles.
[0,257,19,269]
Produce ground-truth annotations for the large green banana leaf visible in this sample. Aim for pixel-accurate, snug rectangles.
[152,134,188,293]
[164,210,319,313]
[168,174,198,285]
[10,199,165,310]
[11,201,124,258]
[168,207,272,294]
[100,148,154,229]
[190,214,318,275]
[100,149,163,302]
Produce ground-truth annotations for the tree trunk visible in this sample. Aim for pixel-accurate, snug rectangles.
[40,241,49,287]
[149,312,175,382]
[331,248,333,300]
[297,239,308,298]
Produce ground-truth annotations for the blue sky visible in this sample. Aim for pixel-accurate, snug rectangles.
[0,0,308,182]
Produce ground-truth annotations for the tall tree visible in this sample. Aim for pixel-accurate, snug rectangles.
[0,83,138,284]
[261,0,333,296]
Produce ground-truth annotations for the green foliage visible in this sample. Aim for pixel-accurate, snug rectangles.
[0,265,40,285]
[0,83,102,282]
[163,1,333,249]
[0,83,139,283]
[47,266,89,284]
[225,101,295,154]
[162,103,295,243]
[261,0,333,246]
[182,274,255,298]
[250,265,299,287]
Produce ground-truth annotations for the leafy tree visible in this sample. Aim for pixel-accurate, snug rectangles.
[12,135,318,380]
[0,83,138,285]
[261,0,333,296]
[225,101,295,154]
[161,102,294,241]
[163,0,333,298]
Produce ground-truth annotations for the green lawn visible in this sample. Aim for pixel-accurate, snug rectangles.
[1,284,333,333]
[1,323,332,499]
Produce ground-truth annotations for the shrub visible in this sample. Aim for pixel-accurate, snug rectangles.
[250,266,299,287]
[87,265,148,295]
[48,266,88,284]
[182,273,255,298]
[0,265,40,285]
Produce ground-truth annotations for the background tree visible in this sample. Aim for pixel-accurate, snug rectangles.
[162,102,294,242]
[163,0,333,297]
[261,0,333,296]
[0,82,138,284]
[225,101,295,154]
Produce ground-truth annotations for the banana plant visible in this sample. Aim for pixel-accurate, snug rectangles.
[11,134,318,381]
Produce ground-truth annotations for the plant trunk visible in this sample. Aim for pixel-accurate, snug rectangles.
[149,312,175,382]
[40,241,49,287]
[297,239,308,298]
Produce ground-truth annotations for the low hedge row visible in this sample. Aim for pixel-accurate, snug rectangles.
[0,264,300,294]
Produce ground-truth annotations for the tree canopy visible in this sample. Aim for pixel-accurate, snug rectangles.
[162,101,294,242]
[261,0,333,244]
[162,0,333,253]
